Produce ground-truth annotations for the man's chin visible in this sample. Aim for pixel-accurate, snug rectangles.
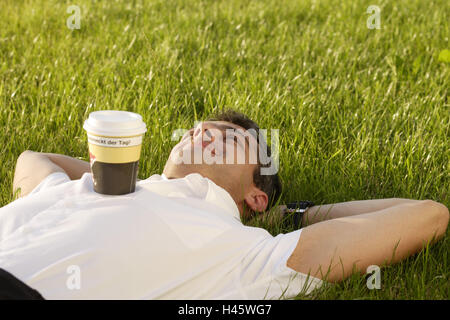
[163,163,211,180]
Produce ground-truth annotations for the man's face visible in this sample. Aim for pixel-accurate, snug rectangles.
[163,121,260,215]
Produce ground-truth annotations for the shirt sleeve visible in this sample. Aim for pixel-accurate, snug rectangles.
[28,172,71,195]
[238,229,324,299]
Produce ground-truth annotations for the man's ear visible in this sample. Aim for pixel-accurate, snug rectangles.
[243,185,269,213]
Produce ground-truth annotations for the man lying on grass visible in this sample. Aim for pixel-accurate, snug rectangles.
[0,110,448,299]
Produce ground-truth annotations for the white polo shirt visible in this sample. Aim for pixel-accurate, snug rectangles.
[0,171,322,299]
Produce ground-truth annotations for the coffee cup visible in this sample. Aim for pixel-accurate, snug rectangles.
[83,110,147,195]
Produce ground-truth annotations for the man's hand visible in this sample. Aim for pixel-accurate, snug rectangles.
[13,151,90,199]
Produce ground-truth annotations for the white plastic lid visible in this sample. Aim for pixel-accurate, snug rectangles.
[83,110,147,137]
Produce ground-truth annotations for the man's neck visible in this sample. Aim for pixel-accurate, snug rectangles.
[163,169,244,218]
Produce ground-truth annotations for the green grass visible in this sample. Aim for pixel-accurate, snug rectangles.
[0,0,448,299]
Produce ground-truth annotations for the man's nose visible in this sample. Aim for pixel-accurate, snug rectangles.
[193,122,216,148]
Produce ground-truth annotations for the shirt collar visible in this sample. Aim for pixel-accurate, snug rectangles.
[203,176,241,222]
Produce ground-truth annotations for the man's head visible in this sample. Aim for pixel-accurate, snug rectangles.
[163,109,282,219]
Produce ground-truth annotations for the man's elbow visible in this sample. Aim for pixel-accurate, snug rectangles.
[424,200,449,218]
[422,200,449,238]
[13,151,30,196]
[13,150,44,198]
[16,150,38,168]
[14,151,33,182]
[17,150,33,161]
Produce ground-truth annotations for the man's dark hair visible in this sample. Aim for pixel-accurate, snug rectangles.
[207,109,282,213]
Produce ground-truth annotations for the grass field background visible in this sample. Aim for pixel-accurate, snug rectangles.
[0,0,448,299]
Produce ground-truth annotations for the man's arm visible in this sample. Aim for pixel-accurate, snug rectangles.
[258,198,421,226]
[13,151,91,199]
[302,198,422,226]
[287,200,449,282]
